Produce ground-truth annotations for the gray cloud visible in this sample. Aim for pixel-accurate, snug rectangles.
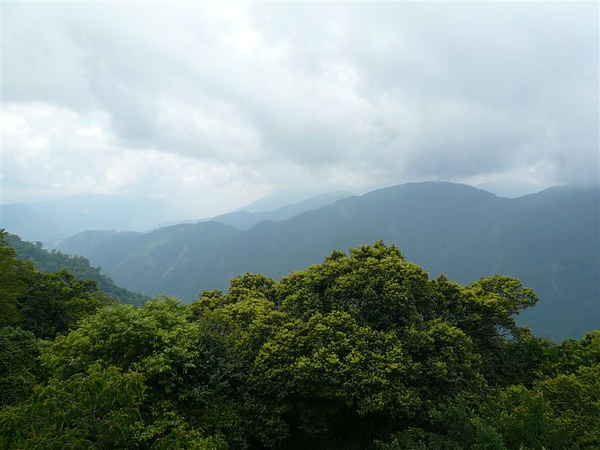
[2,1,598,215]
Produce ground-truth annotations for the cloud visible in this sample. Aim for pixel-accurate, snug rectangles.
[2,1,598,215]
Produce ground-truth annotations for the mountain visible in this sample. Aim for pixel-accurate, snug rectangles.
[5,233,148,306]
[0,194,193,246]
[55,182,600,340]
[57,222,243,301]
[232,188,345,213]
[212,191,354,230]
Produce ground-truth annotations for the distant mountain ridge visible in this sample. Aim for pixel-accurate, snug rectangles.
[0,194,193,246]
[232,188,350,213]
[55,182,600,340]
[0,191,355,246]
[212,191,354,230]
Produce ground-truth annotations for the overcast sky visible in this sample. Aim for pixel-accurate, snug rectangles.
[2,1,598,217]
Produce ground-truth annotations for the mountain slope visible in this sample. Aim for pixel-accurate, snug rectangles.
[6,233,148,306]
[56,182,600,340]
[58,221,242,301]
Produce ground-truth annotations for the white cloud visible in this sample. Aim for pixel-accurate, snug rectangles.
[1,102,272,216]
[2,1,598,215]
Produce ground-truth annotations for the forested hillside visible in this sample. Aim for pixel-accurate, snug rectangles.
[0,231,114,340]
[56,182,600,340]
[5,233,147,306]
[1,237,598,449]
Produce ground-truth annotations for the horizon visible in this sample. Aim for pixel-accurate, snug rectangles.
[2,180,598,221]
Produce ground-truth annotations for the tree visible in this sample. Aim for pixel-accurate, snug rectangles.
[0,327,40,407]
[221,242,543,448]
[17,269,108,339]
[378,386,574,450]
[40,297,245,447]
[0,230,111,339]
[539,364,600,448]
[243,310,482,449]
[431,274,540,386]
[0,364,146,449]
[0,230,29,327]
[277,242,435,330]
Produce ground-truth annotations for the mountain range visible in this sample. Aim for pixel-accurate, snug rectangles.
[211,191,353,230]
[0,194,193,246]
[54,182,600,341]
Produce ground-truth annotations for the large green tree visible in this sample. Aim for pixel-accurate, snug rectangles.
[190,243,540,448]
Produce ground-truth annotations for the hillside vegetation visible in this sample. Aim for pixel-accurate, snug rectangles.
[0,236,598,449]
[6,233,147,306]
[57,182,600,340]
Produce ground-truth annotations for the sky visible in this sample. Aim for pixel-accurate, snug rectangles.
[2,1,599,217]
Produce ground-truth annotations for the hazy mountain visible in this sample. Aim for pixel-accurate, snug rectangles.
[56,182,600,340]
[57,222,242,301]
[0,194,193,246]
[212,191,354,230]
[232,188,345,213]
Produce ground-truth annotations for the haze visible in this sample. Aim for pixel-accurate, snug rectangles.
[2,1,598,217]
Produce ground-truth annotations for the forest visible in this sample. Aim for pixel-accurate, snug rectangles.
[0,231,598,449]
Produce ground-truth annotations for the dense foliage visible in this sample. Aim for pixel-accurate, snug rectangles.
[0,234,598,449]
